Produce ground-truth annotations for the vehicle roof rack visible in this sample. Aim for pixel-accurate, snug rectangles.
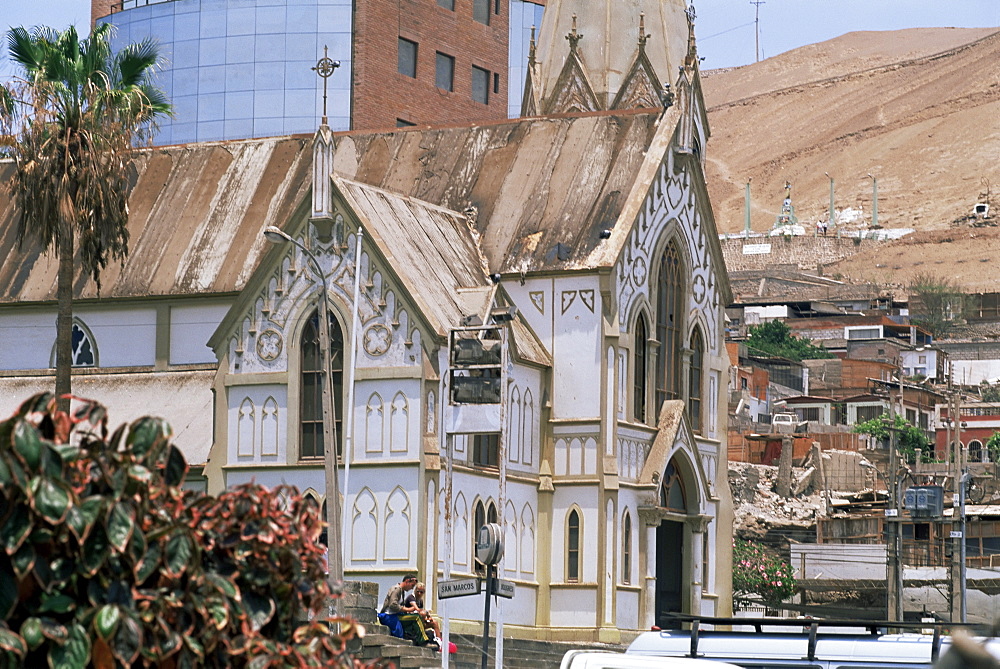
[660,614,984,664]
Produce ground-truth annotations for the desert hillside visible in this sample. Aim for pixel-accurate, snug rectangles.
[702,27,1000,269]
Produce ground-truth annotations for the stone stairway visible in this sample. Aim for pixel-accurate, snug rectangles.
[341,581,440,668]
[339,582,625,668]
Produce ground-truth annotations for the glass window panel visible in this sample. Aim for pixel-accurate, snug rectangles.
[472,65,489,104]
[435,52,454,91]
[473,0,490,25]
[398,38,417,78]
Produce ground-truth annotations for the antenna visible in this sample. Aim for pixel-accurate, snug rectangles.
[750,0,765,62]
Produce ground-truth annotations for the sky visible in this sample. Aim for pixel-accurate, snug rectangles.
[1,0,998,76]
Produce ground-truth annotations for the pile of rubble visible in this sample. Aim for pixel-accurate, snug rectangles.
[729,461,833,539]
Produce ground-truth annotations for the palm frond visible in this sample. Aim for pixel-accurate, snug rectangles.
[6,26,47,75]
[114,37,161,88]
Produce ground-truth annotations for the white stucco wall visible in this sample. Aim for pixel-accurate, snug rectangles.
[171,303,231,364]
[0,311,53,370]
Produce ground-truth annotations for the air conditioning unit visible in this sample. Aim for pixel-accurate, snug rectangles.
[903,485,944,518]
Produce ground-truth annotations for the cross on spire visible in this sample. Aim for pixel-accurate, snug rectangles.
[312,45,341,126]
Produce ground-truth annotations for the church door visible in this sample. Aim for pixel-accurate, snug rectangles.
[655,520,684,628]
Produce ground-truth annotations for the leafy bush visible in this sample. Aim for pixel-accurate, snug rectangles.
[851,413,932,463]
[732,539,796,609]
[745,320,833,361]
[0,393,383,668]
[987,432,1000,465]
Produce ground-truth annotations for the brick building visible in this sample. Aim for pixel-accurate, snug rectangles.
[94,0,545,143]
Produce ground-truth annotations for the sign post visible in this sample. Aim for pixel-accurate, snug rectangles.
[476,523,504,669]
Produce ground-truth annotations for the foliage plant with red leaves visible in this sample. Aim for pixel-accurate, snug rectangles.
[0,393,392,668]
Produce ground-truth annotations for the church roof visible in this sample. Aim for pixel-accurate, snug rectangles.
[336,110,662,275]
[333,176,491,335]
[0,109,664,305]
[0,137,313,302]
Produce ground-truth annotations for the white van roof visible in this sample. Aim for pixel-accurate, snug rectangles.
[627,631,942,664]
[561,650,745,669]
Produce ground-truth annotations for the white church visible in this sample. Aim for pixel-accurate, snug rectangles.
[0,0,734,641]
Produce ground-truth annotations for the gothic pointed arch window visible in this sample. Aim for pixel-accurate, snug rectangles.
[634,314,648,423]
[566,508,582,582]
[655,242,684,420]
[622,510,633,585]
[50,318,98,367]
[660,461,687,513]
[300,309,344,460]
[689,326,704,434]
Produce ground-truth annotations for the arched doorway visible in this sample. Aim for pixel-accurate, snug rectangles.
[655,460,688,628]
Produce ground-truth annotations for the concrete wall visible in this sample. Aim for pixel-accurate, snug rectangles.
[720,236,879,273]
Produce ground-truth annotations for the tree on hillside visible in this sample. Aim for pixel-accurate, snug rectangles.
[745,320,834,361]
[909,272,963,339]
[0,25,170,407]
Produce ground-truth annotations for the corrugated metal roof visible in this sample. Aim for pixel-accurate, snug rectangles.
[336,110,662,274]
[0,137,313,302]
[0,110,665,302]
[333,176,490,335]
[0,370,215,466]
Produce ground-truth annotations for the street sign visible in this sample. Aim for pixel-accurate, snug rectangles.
[884,509,899,517]
[437,577,481,600]
[950,530,964,539]
[495,579,515,599]
[476,523,504,565]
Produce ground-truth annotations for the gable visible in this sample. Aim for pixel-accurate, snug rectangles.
[542,51,601,114]
[611,48,665,110]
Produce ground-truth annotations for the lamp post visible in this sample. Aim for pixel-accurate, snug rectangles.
[263,226,343,590]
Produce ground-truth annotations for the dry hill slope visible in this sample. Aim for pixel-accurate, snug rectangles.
[702,28,1000,247]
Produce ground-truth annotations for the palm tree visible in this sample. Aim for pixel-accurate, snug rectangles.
[1,24,170,406]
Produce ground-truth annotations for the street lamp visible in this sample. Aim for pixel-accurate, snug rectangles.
[263,225,343,591]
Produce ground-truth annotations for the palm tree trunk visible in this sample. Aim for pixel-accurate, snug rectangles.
[55,228,74,411]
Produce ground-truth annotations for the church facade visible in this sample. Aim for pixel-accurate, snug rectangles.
[0,0,733,640]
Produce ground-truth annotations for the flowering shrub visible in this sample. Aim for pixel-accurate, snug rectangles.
[732,539,796,609]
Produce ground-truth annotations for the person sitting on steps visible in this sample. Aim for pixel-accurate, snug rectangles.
[378,573,417,639]
[404,582,442,648]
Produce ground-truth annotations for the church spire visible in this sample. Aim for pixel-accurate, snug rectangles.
[684,3,699,70]
[530,0,691,111]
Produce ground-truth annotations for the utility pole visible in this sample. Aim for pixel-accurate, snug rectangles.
[744,178,753,236]
[886,418,903,622]
[751,0,765,62]
[948,365,968,622]
[825,172,836,234]
[868,173,879,228]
